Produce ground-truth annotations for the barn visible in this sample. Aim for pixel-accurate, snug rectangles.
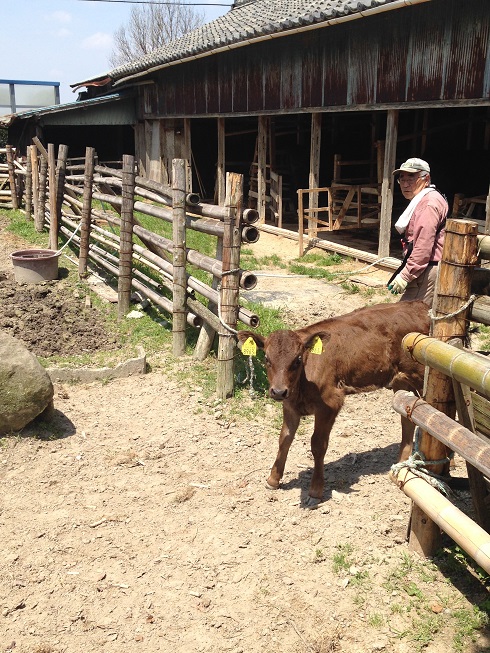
[3,0,490,261]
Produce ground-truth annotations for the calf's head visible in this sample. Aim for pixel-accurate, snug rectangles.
[237,329,330,401]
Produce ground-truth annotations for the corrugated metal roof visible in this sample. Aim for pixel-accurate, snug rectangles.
[72,0,406,88]
[0,92,130,127]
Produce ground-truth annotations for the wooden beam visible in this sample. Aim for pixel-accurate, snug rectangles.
[378,109,398,259]
[309,112,322,237]
[216,117,225,206]
[257,116,267,223]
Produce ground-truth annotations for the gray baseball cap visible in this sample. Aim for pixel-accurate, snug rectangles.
[392,158,430,175]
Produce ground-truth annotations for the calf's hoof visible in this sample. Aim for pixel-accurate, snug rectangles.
[304,495,321,509]
[266,475,280,490]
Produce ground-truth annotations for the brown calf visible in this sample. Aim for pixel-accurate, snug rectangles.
[237,300,430,504]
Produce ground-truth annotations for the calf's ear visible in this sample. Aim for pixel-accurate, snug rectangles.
[304,331,331,352]
[236,330,266,351]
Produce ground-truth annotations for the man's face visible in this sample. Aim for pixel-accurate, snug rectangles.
[397,172,429,200]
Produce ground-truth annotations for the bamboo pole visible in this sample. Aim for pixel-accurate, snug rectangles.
[118,154,135,318]
[392,390,490,477]
[48,144,58,250]
[172,159,187,357]
[409,218,479,557]
[217,172,243,399]
[402,332,490,398]
[392,467,490,575]
[79,147,95,277]
[25,146,33,220]
[5,145,18,210]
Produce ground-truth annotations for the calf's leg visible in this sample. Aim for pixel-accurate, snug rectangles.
[267,403,300,490]
[309,406,337,500]
[399,415,415,461]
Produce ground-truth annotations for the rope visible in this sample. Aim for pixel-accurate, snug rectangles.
[390,427,453,497]
[238,354,257,398]
[428,294,476,322]
[216,268,241,335]
[52,218,82,256]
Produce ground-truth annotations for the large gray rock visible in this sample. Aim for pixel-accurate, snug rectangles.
[0,331,54,435]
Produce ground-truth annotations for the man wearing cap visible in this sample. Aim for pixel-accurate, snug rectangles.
[387,157,447,306]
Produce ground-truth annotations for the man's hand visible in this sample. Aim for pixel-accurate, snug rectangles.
[387,274,408,295]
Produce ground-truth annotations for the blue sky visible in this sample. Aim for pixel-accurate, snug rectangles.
[3,1,231,104]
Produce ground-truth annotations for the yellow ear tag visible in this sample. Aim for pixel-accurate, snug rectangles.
[241,337,257,357]
[310,335,323,355]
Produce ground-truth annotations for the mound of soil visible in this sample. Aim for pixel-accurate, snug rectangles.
[0,274,118,358]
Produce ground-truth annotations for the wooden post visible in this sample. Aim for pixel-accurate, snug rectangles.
[309,112,322,238]
[257,116,267,223]
[409,218,479,557]
[298,189,305,256]
[78,147,95,277]
[193,236,222,361]
[48,144,58,250]
[25,146,33,220]
[37,155,48,233]
[217,172,243,399]
[117,154,135,319]
[378,109,398,259]
[31,146,39,228]
[216,117,226,206]
[55,144,69,243]
[183,118,192,192]
[172,158,187,356]
[5,145,18,210]
[485,182,490,235]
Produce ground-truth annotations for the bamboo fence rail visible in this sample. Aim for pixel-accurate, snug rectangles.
[9,141,262,398]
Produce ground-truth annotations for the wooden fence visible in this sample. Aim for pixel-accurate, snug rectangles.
[9,141,262,399]
[390,219,490,572]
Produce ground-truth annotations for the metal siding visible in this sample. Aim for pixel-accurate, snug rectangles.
[232,51,248,112]
[322,30,349,107]
[445,1,490,99]
[142,0,489,118]
[347,22,378,106]
[263,49,281,110]
[406,4,447,101]
[247,49,264,111]
[301,32,324,109]
[205,58,220,114]
[218,57,233,113]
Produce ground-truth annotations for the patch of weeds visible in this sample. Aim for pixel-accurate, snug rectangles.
[288,262,336,280]
[5,209,50,247]
[408,613,443,650]
[452,605,489,652]
[350,569,370,589]
[340,281,360,294]
[368,613,384,628]
[314,548,326,563]
[332,543,354,573]
[404,581,424,600]
[475,323,490,351]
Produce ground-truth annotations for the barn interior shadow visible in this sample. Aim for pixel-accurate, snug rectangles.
[277,442,400,506]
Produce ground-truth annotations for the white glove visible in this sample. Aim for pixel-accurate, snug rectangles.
[388,274,408,295]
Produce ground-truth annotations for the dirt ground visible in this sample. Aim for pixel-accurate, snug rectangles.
[0,215,489,653]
